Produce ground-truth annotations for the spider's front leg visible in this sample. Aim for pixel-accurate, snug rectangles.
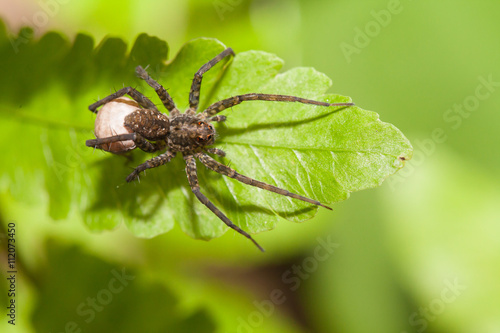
[203,93,355,117]
[206,148,226,157]
[196,152,332,210]
[126,150,176,182]
[184,154,265,252]
[208,115,227,123]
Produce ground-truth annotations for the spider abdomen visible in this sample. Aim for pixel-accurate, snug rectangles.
[124,108,170,141]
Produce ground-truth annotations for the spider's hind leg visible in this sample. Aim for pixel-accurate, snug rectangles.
[86,133,136,148]
[88,87,157,113]
[126,150,176,182]
[85,133,164,153]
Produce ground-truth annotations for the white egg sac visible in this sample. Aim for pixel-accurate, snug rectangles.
[94,97,140,153]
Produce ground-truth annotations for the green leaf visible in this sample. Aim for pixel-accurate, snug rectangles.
[0,24,412,244]
[30,241,216,333]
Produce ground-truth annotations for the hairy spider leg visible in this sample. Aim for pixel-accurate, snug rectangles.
[196,152,332,210]
[88,87,157,113]
[108,126,129,152]
[184,155,265,252]
[86,133,135,148]
[129,134,165,152]
[203,93,354,117]
[187,47,235,114]
[136,66,180,115]
[126,150,177,182]
[205,148,226,157]
[208,115,227,122]
[85,133,164,153]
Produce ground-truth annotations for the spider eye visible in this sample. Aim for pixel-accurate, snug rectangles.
[207,134,213,140]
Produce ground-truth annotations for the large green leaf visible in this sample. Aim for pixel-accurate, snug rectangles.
[0,24,412,244]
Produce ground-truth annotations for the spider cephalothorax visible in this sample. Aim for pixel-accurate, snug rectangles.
[86,47,354,251]
[168,115,216,152]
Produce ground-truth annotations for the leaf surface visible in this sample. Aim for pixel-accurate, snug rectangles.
[0,27,412,241]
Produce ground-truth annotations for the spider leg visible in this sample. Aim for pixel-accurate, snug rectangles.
[208,115,227,123]
[126,150,176,182]
[184,154,264,252]
[88,87,157,113]
[133,135,166,153]
[135,66,180,115]
[196,152,332,210]
[86,133,164,153]
[187,47,235,114]
[203,93,355,117]
[206,148,226,157]
[108,126,128,152]
[86,133,136,147]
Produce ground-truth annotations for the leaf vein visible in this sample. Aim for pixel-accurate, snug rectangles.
[220,141,402,157]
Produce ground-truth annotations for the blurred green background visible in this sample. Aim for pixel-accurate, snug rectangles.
[1,0,499,332]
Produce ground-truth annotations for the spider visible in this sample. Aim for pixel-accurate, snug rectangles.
[86,47,354,251]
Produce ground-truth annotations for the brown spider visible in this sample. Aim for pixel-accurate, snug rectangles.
[86,48,354,251]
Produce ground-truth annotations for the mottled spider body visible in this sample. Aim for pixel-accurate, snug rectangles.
[124,108,170,141]
[86,47,354,251]
[168,114,216,152]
